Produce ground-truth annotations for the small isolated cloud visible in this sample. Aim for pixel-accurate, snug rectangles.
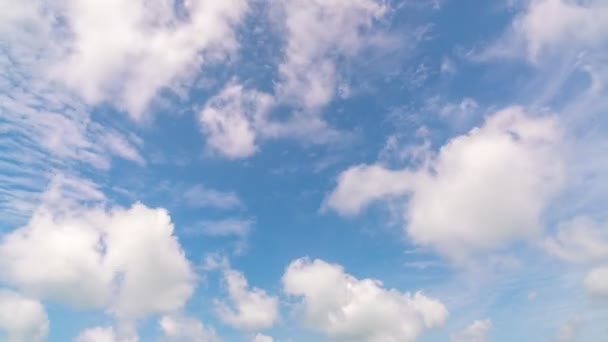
[326,107,564,263]
[252,333,274,342]
[183,184,242,210]
[451,319,492,342]
[0,290,49,342]
[282,257,447,341]
[198,219,253,238]
[544,216,608,264]
[199,82,273,159]
[159,314,220,342]
[215,268,279,331]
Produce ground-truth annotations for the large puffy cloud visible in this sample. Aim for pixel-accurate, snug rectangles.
[327,107,564,262]
[215,268,279,331]
[54,0,248,118]
[159,314,220,342]
[282,258,447,341]
[451,319,492,342]
[0,201,194,318]
[0,290,49,342]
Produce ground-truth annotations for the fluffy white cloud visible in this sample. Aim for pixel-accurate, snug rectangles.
[55,0,248,118]
[199,82,273,159]
[324,164,413,216]
[75,326,118,342]
[251,333,273,342]
[584,266,608,297]
[512,0,608,61]
[159,315,220,342]
[451,319,492,342]
[0,290,49,342]
[327,107,564,262]
[0,201,194,318]
[215,269,279,330]
[544,217,608,263]
[283,258,447,341]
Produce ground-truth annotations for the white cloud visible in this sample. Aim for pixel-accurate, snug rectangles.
[513,0,608,61]
[48,0,249,119]
[482,0,608,62]
[324,165,412,216]
[282,258,447,341]
[0,199,194,318]
[159,315,220,342]
[183,185,242,210]
[199,82,273,159]
[274,0,386,109]
[584,266,608,297]
[0,290,49,342]
[198,219,252,238]
[75,326,117,342]
[544,217,608,263]
[451,319,492,342]
[327,107,564,262]
[215,269,279,331]
[251,333,273,342]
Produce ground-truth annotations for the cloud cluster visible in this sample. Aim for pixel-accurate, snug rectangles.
[0,201,194,319]
[283,258,447,341]
[199,0,387,158]
[327,107,564,262]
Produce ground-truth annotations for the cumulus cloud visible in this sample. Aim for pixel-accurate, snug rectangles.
[583,266,608,297]
[324,165,412,216]
[0,200,194,318]
[282,258,447,341]
[0,290,49,342]
[327,107,564,262]
[199,82,273,159]
[451,319,492,342]
[481,0,608,62]
[215,268,279,330]
[513,0,608,61]
[75,326,121,342]
[45,0,247,118]
[159,314,220,342]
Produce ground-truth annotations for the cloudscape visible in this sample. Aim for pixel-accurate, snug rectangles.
[1,0,608,341]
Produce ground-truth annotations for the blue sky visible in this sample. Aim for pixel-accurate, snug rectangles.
[1,0,608,341]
